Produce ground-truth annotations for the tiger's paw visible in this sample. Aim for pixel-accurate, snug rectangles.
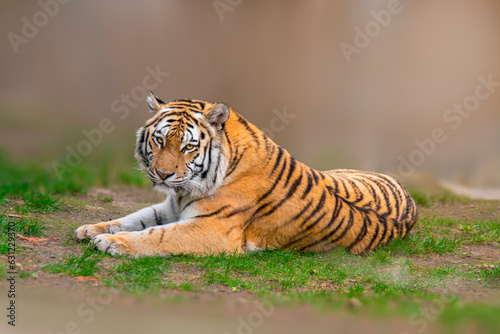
[91,233,137,256]
[74,221,122,241]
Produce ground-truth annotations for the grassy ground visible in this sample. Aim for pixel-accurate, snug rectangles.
[0,153,499,334]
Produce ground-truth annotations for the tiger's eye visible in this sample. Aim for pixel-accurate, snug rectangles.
[157,137,163,144]
[185,144,194,150]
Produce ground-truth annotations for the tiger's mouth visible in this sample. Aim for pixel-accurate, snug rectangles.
[152,175,191,189]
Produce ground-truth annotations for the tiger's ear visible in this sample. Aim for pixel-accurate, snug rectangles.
[146,92,166,113]
[207,103,230,130]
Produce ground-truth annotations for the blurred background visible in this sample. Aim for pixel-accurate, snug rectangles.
[0,0,499,198]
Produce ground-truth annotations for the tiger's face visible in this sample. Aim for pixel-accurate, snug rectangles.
[135,93,230,196]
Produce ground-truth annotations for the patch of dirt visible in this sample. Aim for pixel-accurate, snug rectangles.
[413,244,500,269]
[419,201,500,222]
[1,186,166,290]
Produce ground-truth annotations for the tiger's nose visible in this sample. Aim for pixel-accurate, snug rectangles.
[156,170,174,180]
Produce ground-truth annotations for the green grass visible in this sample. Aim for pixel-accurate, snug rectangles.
[40,244,498,332]
[97,195,114,203]
[481,262,500,279]
[409,189,471,207]
[0,151,148,201]
[0,213,47,254]
[410,190,433,207]
[118,169,149,186]
[56,247,463,296]
[104,256,171,293]
[44,245,104,276]
[459,221,500,243]
[381,234,462,255]
[0,152,91,198]
[432,190,470,204]
[14,193,61,213]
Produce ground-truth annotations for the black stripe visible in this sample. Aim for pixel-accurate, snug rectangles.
[374,178,393,217]
[195,205,230,218]
[338,178,349,199]
[257,153,288,202]
[259,172,304,219]
[173,100,205,110]
[300,190,327,228]
[325,197,342,229]
[212,150,221,185]
[235,113,260,148]
[194,101,205,110]
[330,210,354,243]
[269,147,284,177]
[104,242,115,254]
[200,138,212,179]
[182,197,206,210]
[226,146,245,178]
[357,178,379,211]
[346,215,370,252]
[226,205,254,218]
[248,202,272,223]
[153,111,201,128]
[297,212,329,251]
[301,171,314,199]
[276,200,313,231]
[377,214,390,245]
[312,170,319,184]
[157,229,165,245]
[140,220,146,229]
[300,214,346,251]
[170,102,198,109]
[363,220,380,253]
[302,211,327,234]
[283,158,297,187]
[152,208,162,225]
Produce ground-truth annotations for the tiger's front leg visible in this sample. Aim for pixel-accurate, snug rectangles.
[91,218,243,257]
[74,198,177,241]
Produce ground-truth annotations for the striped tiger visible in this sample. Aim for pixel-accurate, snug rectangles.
[74,92,418,256]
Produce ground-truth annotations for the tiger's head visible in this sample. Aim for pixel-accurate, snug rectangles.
[135,92,230,197]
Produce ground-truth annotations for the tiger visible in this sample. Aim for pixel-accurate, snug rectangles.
[74,92,418,257]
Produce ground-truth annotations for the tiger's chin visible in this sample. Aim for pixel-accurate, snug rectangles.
[152,182,182,196]
[152,181,209,198]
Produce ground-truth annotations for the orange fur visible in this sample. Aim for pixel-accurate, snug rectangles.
[75,96,418,256]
